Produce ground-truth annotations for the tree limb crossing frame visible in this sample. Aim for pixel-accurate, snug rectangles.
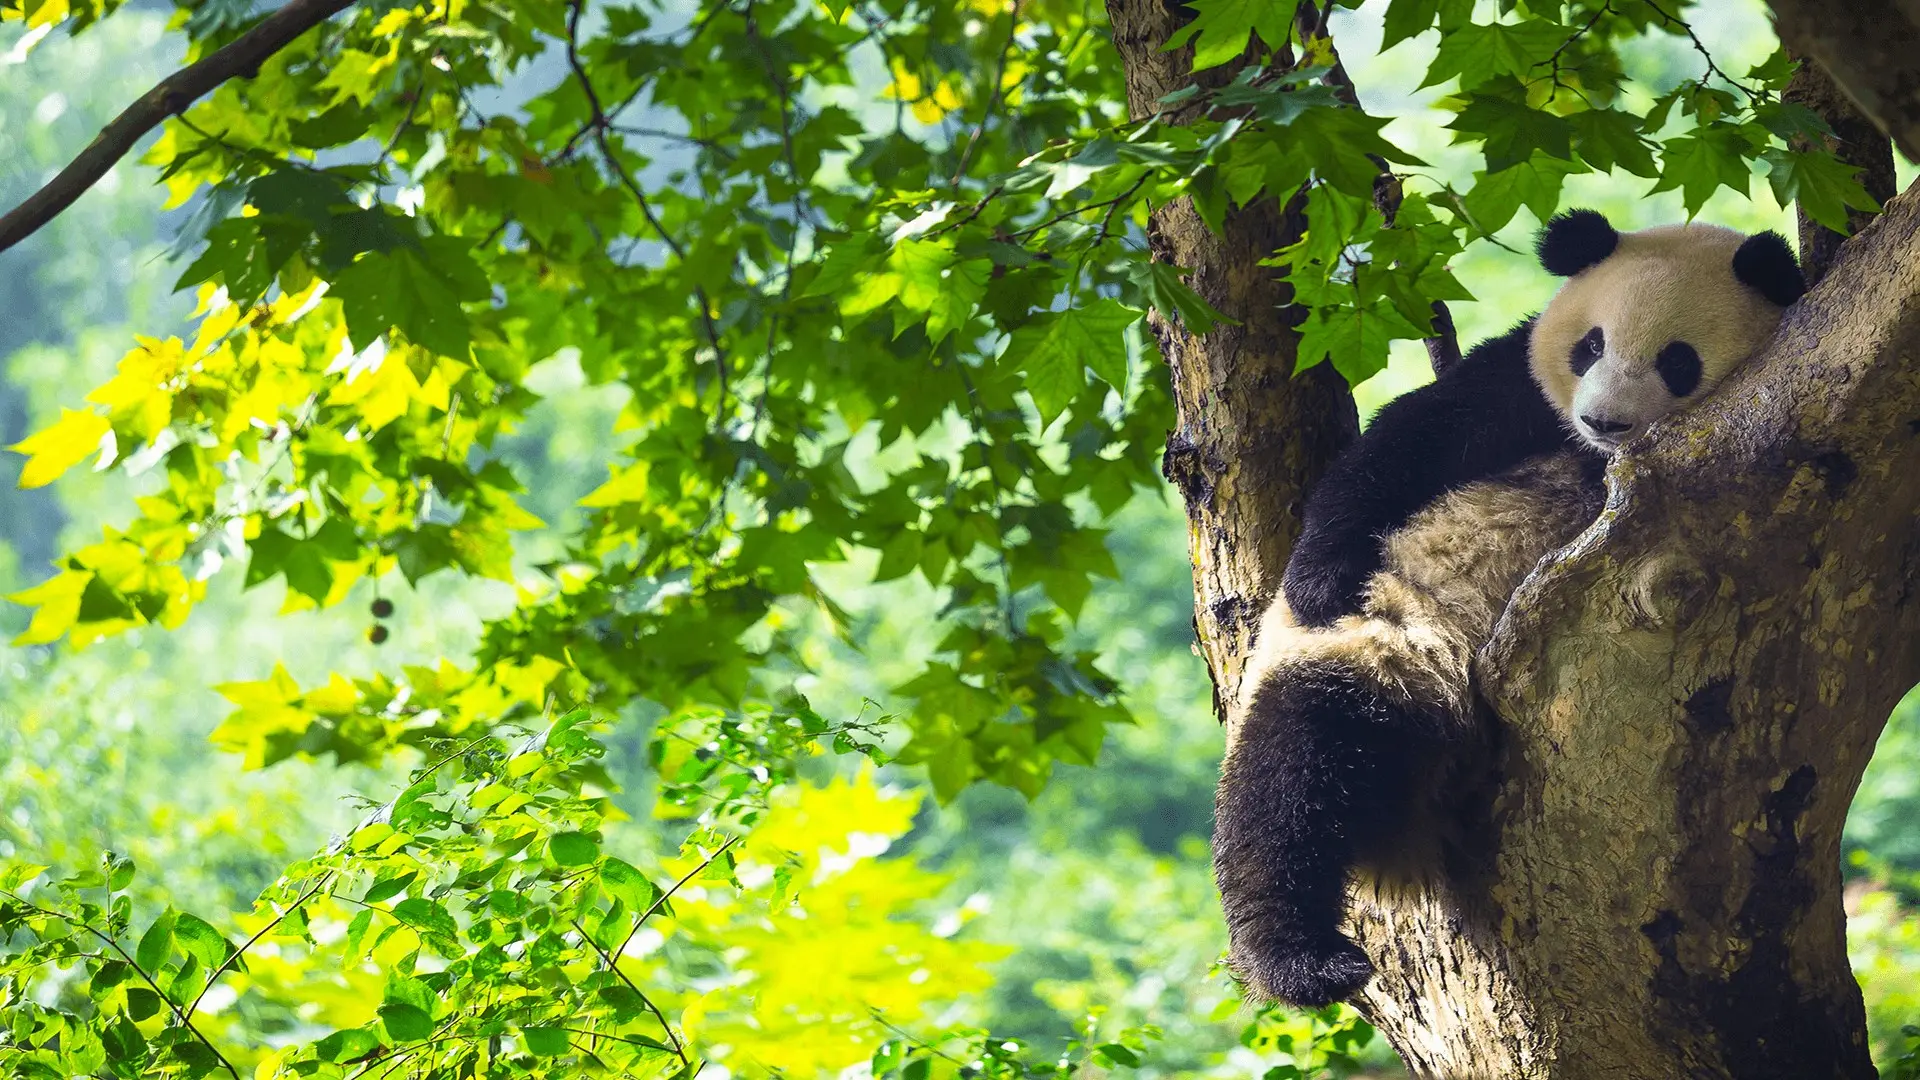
[0,0,358,255]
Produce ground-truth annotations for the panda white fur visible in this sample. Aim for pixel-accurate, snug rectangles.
[1213,209,1808,1008]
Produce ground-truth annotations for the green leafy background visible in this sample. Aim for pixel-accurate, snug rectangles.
[0,0,1916,1077]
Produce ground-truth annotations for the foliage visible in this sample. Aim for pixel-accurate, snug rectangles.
[1887,1026,1920,1080]
[0,0,1913,1075]
[0,709,993,1078]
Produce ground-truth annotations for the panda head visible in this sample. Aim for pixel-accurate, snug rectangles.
[1529,209,1806,453]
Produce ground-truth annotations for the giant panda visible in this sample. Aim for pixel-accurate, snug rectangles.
[1213,209,1808,1008]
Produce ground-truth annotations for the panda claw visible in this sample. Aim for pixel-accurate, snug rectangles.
[1238,936,1375,1008]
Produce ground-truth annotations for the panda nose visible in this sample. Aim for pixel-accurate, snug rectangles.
[1581,415,1633,436]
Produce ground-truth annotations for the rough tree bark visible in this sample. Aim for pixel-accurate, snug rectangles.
[1105,1,1920,1075]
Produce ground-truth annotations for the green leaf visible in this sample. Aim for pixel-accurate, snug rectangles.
[391,897,459,941]
[1381,0,1439,50]
[1447,80,1575,172]
[135,910,175,973]
[1459,153,1582,234]
[522,1026,572,1056]
[362,871,417,904]
[1125,261,1233,333]
[244,528,335,602]
[1746,47,1799,87]
[104,852,136,892]
[548,831,600,866]
[599,858,663,912]
[383,973,438,1015]
[1650,126,1758,216]
[873,529,924,583]
[891,241,989,345]
[103,1012,147,1063]
[1764,148,1879,233]
[1753,100,1831,143]
[171,913,233,971]
[1295,298,1426,385]
[124,987,162,1021]
[1002,300,1143,423]
[314,1028,381,1063]
[1569,109,1658,178]
[1287,108,1425,192]
[248,169,352,224]
[1422,19,1570,91]
[332,238,489,356]
[1209,82,1343,127]
[801,236,885,299]
[1164,0,1294,71]
[379,1002,434,1042]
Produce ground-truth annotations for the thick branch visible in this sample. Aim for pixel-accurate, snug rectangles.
[1769,0,1920,165]
[1784,50,1898,286]
[0,0,357,255]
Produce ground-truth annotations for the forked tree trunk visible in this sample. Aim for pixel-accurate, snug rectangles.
[1107,2,1920,1074]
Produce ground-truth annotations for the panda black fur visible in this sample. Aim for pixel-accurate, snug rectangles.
[1214,209,1808,1008]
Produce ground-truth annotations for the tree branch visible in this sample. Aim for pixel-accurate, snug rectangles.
[1769,0,1920,164]
[0,0,358,255]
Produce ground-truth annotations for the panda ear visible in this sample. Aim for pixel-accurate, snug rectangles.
[1732,231,1807,307]
[1537,209,1619,276]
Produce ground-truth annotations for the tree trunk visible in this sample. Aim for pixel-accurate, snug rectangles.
[1103,0,1358,711]
[1105,3,1920,1073]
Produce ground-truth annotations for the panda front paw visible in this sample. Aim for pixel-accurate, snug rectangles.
[1279,550,1374,628]
[1233,934,1375,1008]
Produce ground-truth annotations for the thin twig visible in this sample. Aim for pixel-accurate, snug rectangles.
[565,0,731,413]
[1536,0,1612,91]
[554,0,740,160]
[612,835,741,960]
[6,894,243,1079]
[573,920,694,1064]
[931,185,1006,237]
[187,871,335,1018]
[611,125,738,162]
[1642,0,1764,98]
[378,77,428,171]
[868,1012,975,1067]
[742,5,809,443]
[1010,174,1149,240]
[0,0,359,253]
[950,0,1022,186]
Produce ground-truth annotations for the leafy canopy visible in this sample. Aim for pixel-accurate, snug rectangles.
[0,0,1880,1075]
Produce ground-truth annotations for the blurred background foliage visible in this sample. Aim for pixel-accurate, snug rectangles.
[0,0,1915,1077]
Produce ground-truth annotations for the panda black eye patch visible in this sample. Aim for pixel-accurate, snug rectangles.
[1569,327,1604,376]
[1656,341,1702,396]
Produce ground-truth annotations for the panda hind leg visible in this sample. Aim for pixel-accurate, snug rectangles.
[1213,665,1440,1007]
